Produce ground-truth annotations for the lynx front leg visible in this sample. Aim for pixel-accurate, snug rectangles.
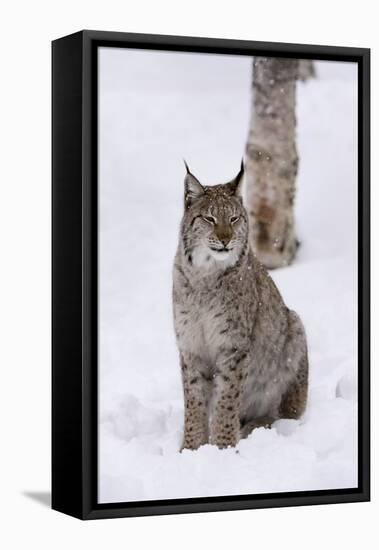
[180,353,211,451]
[210,350,247,449]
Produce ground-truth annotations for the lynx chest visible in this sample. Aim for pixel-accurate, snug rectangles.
[173,282,228,365]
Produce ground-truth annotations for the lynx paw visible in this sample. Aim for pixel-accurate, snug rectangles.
[180,434,208,452]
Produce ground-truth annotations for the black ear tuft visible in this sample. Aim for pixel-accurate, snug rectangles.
[227,160,245,196]
[183,159,191,174]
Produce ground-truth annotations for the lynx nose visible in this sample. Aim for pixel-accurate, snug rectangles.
[215,224,233,248]
[215,226,233,248]
[220,237,231,247]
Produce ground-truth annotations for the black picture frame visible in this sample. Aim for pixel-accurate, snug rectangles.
[52,30,370,520]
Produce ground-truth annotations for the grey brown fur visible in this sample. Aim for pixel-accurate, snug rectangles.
[173,163,308,450]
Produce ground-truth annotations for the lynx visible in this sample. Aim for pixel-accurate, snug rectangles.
[172,162,308,451]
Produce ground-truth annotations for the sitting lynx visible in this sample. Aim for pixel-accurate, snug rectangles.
[173,162,308,451]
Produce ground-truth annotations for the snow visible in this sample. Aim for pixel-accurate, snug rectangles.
[98,48,358,503]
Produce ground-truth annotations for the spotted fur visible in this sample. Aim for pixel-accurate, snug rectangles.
[173,162,308,450]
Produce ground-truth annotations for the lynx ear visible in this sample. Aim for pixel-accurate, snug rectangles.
[227,159,244,196]
[183,161,204,207]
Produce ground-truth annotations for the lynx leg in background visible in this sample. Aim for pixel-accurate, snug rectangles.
[279,354,308,419]
[240,416,275,439]
[279,310,309,419]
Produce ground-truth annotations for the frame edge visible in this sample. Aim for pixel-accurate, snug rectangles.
[52,30,86,520]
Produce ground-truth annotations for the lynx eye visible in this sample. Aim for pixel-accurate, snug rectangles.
[230,216,240,224]
[202,216,216,224]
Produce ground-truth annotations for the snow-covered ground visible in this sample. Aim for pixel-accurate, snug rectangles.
[98,48,358,503]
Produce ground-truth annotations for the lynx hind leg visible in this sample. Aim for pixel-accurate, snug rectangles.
[240,416,275,439]
[279,310,309,420]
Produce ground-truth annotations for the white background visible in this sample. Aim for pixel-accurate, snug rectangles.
[0,1,376,548]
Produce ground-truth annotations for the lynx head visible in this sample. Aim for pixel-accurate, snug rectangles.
[180,161,248,270]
